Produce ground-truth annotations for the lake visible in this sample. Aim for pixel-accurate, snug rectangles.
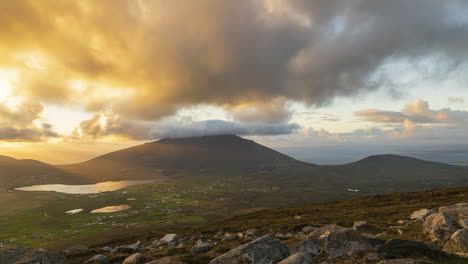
[15,179,166,194]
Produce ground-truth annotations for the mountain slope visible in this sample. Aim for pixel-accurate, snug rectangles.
[0,155,82,188]
[60,135,307,181]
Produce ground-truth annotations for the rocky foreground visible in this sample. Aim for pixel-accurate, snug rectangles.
[1,202,467,264]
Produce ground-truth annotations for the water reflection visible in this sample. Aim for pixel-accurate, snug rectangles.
[91,205,131,213]
[15,179,166,194]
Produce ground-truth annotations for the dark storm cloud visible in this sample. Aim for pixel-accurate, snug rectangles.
[76,113,300,139]
[1,0,468,127]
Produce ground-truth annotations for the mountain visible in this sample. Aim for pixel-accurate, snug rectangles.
[60,135,307,182]
[0,155,81,188]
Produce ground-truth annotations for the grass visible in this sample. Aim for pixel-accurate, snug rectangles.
[47,185,468,264]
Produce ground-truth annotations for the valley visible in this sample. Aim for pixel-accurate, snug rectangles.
[1,136,467,252]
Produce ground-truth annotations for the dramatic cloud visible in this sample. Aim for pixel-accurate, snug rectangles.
[1,0,467,123]
[75,113,299,140]
[0,100,59,141]
[356,99,468,124]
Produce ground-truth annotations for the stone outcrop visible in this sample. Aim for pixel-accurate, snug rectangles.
[423,212,457,243]
[410,209,436,222]
[439,203,468,221]
[0,247,68,264]
[443,228,468,255]
[294,224,372,259]
[209,234,290,264]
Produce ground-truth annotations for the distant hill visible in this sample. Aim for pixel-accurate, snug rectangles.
[0,155,82,188]
[59,135,307,182]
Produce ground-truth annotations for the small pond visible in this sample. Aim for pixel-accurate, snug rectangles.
[91,205,131,213]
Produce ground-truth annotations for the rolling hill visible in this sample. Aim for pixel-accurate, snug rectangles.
[2,135,467,191]
[59,135,307,182]
[0,155,82,188]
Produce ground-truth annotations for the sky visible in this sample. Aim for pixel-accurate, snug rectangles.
[0,0,468,164]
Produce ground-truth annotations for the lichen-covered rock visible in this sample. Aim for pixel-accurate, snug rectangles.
[278,252,316,264]
[410,209,436,222]
[123,253,149,264]
[376,239,445,259]
[297,224,372,259]
[423,212,457,243]
[293,239,323,257]
[439,203,468,220]
[209,234,290,264]
[443,228,468,254]
[0,247,68,264]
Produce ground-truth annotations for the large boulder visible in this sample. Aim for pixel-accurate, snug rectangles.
[443,228,468,255]
[209,234,290,264]
[277,252,316,264]
[123,253,149,264]
[423,212,457,243]
[439,203,468,221]
[376,239,445,259]
[294,224,372,259]
[410,209,436,222]
[0,247,68,264]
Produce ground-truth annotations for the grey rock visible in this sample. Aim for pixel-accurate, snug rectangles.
[302,226,317,233]
[191,240,213,254]
[439,203,468,221]
[209,234,290,264]
[293,239,323,257]
[123,253,149,264]
[410,209,436,222]
[376,239,445,259]
[154,234,179,246]
[0,247,68,264]
[295,224,372,259]
[87,254,107,263]
[112,241,141,253]
[423,212,457,243]
[443,228,468,254]
[100,246,113,252]
[278,252,316,264]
